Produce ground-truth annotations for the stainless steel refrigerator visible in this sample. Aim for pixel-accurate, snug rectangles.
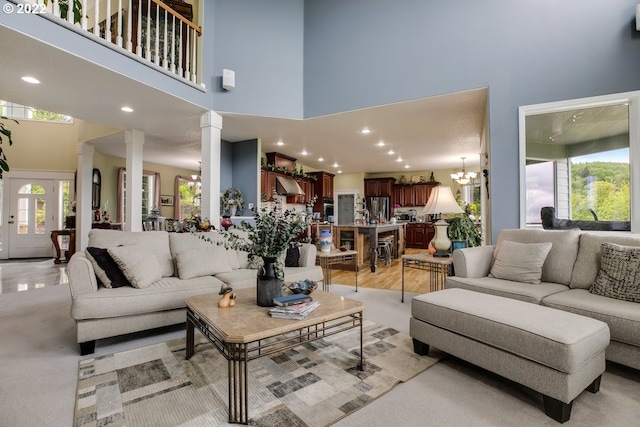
[365,196,391,222]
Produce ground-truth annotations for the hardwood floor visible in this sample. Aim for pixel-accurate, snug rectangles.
[328,248,441,294]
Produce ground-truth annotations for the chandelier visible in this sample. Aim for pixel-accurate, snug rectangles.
[450,157,477,185]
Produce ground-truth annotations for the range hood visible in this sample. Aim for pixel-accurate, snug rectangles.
[275,176,305,196]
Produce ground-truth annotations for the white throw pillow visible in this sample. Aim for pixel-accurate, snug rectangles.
[107,245,162,289]
[175,246,233,280]
[489,240,553,284]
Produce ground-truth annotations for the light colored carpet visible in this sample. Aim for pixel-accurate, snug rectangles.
[1,282,640,426]
[73,321,441,426]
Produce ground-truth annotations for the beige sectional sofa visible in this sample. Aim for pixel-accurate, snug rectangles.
[67,229,323,355]
[444,228,640,371]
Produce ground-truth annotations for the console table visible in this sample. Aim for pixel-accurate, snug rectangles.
[316,249,358,292]
[401,253,453,302]
[51,229,75,264]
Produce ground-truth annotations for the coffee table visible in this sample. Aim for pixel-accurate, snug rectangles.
[185,288,364,424]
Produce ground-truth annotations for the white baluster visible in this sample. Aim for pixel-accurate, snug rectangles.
[117,0,123,47]
[93,0,99,36]
[191,29,197,83]
[178,22,183,77]
[135,0,141,56]
[154,3,160,64]
[81,0,87,29]
[106,0,111,42]
[185,28,190,80]
[125,0,131,51]
[53,0,60,16]
[66,0,72,23]
[162,8,168,69]
[170,15,176,73]
[145,0,151,60]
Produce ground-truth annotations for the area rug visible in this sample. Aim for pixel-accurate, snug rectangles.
[73,320,442,427]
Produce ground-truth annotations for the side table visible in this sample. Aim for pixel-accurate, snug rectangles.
[51,229,75,264]
[401,253,453,302]
[316,249,358,292]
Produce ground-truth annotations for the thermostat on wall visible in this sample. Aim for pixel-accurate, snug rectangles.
[222,69,235,90]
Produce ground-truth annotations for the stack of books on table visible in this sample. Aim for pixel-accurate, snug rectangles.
[269,295,319,320]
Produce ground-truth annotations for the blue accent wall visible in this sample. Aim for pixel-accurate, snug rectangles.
[302,0,640,240]
[211,0,304,118]
[232,139,260,215]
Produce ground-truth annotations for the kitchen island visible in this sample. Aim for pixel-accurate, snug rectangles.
[334,223,406,272]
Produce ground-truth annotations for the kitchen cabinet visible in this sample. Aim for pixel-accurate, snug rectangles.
[260,169,316,204]
[334,227,369,270]
[364,178,395,197]
[406,223,435,249]
[308,171,334,220]
[393,182,440,207]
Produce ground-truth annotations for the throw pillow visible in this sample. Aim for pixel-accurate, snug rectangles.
[107,245,162,289]
[590,242,640,303]
[175,246,233,280]
[85,247,131,288]
[285,246,300,267]
[488,240,553,284]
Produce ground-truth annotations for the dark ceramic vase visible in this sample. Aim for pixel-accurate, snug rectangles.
[257,257,283,307]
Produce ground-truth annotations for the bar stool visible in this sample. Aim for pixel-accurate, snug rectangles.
[377,236,394,268]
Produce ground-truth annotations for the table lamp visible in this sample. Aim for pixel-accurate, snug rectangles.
[421,186,463,257]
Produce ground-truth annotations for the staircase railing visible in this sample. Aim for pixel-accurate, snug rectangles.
[25,0,203,86]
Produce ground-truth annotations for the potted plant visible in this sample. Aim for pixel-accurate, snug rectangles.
[447,214,482,247]
[210,201,311,306]
[221,187,244,216]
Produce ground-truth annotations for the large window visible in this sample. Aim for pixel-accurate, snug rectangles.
[175,176,201,221]
[1,100,72,123]
[520,92,637,231]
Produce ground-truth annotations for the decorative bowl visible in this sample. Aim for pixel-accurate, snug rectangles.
[287,280,318,295]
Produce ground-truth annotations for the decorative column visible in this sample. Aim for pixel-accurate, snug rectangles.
[125,130,145,232]
[200,111,223,226]
[76,142,95,252]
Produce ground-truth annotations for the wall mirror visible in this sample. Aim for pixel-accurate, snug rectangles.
[519,91,640,232]
[92,168,101,209]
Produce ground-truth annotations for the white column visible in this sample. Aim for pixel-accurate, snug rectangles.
[76,142,95,251]
[125,130,145,232]
[200,111,223,226]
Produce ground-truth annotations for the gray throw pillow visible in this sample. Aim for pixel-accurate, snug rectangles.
[107,245,162,289]
[489,240,553,284]
[590,243,640,303]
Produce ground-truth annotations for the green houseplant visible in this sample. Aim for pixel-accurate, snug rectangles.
[221,187,244,216]
[205,201,311,306]
[447,214,482,247]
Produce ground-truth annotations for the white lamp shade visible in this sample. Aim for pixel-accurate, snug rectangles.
[421,186,464,216]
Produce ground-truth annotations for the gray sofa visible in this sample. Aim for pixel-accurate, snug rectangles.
[67,229,323,354]
[445,228,640,371]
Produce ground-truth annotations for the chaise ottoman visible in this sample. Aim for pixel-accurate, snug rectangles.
[409,288,610,423]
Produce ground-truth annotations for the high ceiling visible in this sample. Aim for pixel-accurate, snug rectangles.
[0,24,487,174]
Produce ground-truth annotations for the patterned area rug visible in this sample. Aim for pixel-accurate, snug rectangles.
[73,320,442,426]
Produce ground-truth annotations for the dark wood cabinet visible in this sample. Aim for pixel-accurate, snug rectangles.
[364,178,395,197]
[406,223,435,249]
[393,182,440,207]
[308,171,334,220]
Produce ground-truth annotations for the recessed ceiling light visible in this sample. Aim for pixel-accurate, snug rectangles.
[388,150,395,155]
[333,162,339,168]
[21,76,40,84]
[377,141,385,147]
[360,128,371,134]
[301,150,308,156]
[276,140,284,146]
[404,164,410,169]
[121,106,134,113]
[318,157,324,162]
[337,170,342,174]
[397,157,403,162]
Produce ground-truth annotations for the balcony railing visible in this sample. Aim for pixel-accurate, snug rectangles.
[24,0,203,87]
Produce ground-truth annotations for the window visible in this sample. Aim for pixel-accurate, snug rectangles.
[117,168,160,225]
[520,92,636,231]
[175,176,200,220]
[1,100,72,123]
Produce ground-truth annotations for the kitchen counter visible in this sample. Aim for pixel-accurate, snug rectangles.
[335,223,406,272]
